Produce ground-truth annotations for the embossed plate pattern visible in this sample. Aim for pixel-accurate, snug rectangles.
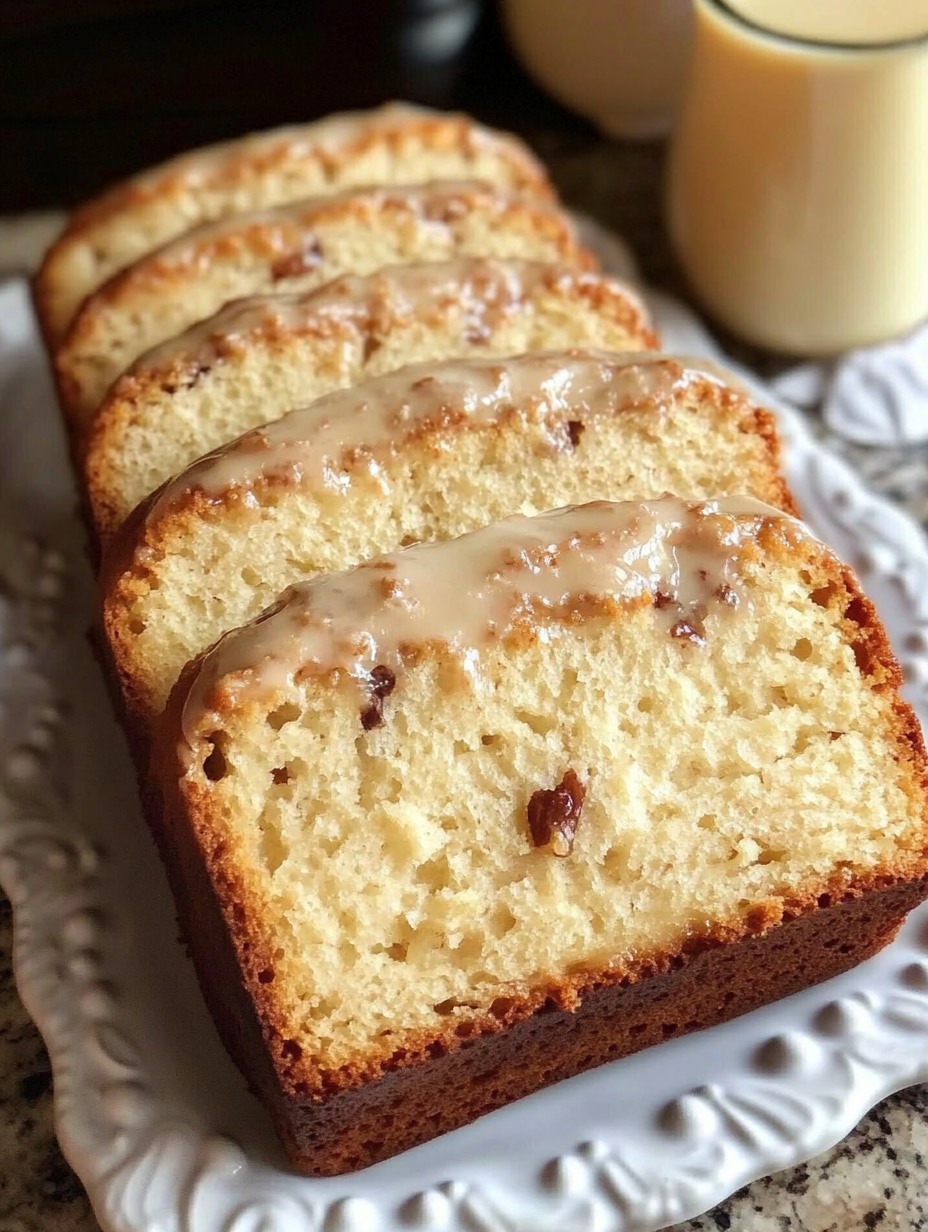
[1,267,928,1232]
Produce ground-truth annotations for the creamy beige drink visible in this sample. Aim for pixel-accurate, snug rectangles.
[667,0,928,354]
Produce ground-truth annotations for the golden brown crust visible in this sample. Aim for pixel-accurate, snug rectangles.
[33,107,555,348]
[139,526,928,1173]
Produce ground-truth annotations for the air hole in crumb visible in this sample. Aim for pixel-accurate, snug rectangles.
[387,942,408,962]
[453,933,483,962]
[567,420,585,448]
[128,618,145,635]
[817,893,832,909]
[481,733,500,746]
[845,596,869,626]
[638,696,654,713]
[271,766,289,785]
[416,853,451,891]
[281,1039,302,1061]
[515,709,556,736]
[241,566,261,586]
[257,968,274,984]
[791,637,813,661]
[202,737,228,781]
[697,814,717,831]
[267,702,301,730]
[852,640,876,675]
[602,842,631,878]
[811,581,840,607]
[757,848,785,865]
[489,997,514,1019]
[488,905,517,938]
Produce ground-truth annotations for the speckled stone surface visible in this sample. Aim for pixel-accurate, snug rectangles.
[1,130,927,1231]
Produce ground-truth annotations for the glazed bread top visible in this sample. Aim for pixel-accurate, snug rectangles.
[162,496,928,1092]
[141,351,770,519]
[57,181,591,431]
[85,260,656,537]
[34,103,553,345]
[102,350,794,724]
[180,496,792,713]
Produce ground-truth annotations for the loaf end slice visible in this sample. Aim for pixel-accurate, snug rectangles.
[33,103,554,347]
[153,497,928,1174]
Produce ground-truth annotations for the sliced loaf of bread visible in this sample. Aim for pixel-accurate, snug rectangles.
[154,496,928,1174]
[56,182,592,433]
[102,351,794,726]
[34,103,553,346]
[85,260,656,538]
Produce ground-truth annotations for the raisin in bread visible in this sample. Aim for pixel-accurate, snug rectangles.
[56,182,591,434]
[152,497,928,1175]
[102,352,794,727]
[85,260,656,538]
[34,103,553,346]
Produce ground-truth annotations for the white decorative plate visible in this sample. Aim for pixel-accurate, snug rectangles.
[2,269,928,1232]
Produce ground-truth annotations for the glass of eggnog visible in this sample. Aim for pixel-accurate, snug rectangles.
[666,0,928,355]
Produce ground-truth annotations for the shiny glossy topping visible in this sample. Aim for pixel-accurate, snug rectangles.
[134,260,646,377]
[180,496,804,750]
[148,351,722,523]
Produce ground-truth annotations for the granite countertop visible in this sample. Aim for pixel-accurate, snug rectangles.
[1,131,927,1232]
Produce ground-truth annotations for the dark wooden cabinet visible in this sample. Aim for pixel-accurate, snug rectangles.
[0,0,582,209]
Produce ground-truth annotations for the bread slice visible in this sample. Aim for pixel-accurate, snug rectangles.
[56,182,591,434]
[102,351,794,727]
[152,496,928,1175]
[33,103,553,347]
[85,260,656,538]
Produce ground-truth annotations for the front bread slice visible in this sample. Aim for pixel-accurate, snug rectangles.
[34,103,554,346]
[153,497,928,1175]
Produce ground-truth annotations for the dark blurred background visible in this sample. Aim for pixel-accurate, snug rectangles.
[0,0,593,210]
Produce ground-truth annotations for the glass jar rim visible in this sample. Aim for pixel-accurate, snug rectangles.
[704,0,928,54]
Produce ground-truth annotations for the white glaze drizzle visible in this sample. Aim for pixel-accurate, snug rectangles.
[132,259,648,377]
[148,351,727,523]
[180,496,800,749]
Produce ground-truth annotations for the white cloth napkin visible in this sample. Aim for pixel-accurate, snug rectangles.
[577,215,928,448]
